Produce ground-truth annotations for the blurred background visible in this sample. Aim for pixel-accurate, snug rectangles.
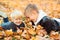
[0,0,60,18]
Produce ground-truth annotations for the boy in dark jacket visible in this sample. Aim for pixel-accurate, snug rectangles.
[24,4,60,34]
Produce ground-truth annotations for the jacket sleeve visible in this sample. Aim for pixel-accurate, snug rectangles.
[18,22,25,28]
[37,16,60,33]
[1,22,11,30]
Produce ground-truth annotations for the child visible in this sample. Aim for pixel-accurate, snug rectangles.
[2,10,25,32]
[24,4,60,34]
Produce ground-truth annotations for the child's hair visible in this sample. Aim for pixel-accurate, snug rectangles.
[24,4,39,14]
[10,10,23,19]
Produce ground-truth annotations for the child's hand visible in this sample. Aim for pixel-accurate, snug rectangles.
[17,29,20,33]
[17,29,22,35]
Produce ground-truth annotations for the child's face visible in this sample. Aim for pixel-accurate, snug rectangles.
[12,16,22,25]
[25,10,38,22]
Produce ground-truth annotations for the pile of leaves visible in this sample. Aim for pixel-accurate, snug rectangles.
[0,18,60,40]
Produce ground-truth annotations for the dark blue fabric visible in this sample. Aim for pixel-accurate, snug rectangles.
[37,16,60,34]
[3,17,9,22]
[1,22,12,30]
[2,22,25,32]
